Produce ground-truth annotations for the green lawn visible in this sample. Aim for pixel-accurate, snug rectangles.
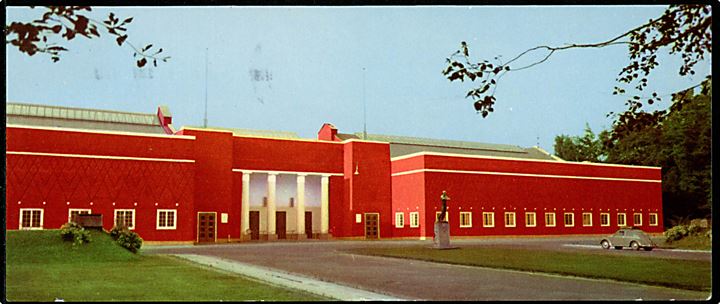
[6,230,328,301]
[347,246,711,291]
[660,235,712,250]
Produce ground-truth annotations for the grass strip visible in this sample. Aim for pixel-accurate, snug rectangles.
[347,246,711,291]
[6,230,328,301]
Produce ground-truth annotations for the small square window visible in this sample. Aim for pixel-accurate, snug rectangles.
[395,212,405,228]
[460,212,472,228]
[504,212,516,227]
[634,213,642,226]
[482,212,494,228]
[545,213,556,227]
[564,213,574,227]
[409,212,420,228]
[20,209,43,230]
[525,212,536,227]
[649,213,658,226]
[582,213,592,227]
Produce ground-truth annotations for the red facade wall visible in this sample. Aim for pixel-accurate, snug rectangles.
[391,173,425,238]
[391,154,664,238]
[232,136,343,173]
[338,141,393,238]
[6,126,196,241]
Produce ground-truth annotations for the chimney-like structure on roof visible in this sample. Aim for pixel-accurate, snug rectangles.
[317,123,339,141]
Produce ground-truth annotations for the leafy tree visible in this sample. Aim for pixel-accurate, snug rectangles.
[603,78,711,223]
[5,6,169,67]
[553,123,605,162]
[442,4,711,140]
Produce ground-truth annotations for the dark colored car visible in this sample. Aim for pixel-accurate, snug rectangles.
[600,227,657,251]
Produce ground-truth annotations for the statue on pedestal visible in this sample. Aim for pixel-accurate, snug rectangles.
[433,190,455,249]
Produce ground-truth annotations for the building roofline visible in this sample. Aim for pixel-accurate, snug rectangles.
[6,124,196,140]
[7,101,159,118]
[390,151,661,170]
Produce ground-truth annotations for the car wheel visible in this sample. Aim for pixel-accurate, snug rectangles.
[630,241,640,251]
[614,246,623,250]
[601,240,611,249]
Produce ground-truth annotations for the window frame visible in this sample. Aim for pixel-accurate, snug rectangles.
[582,212,592,227]
[525,212,536,227]
[617,213,627,227]
[156,209,177,230]
[600,213,610,227]
[504,212,516,228]
[395,212,405,228]
[482,212,495,228]
[459,212,472,228]
[435,211,449,223]
[114,209,136,230]
[68,208,92,223]
[633,213,642,226]
[19,208,44,230]
[649,213,658,226]
[409,212,420,228]
[564,212,575,227]
[545,212,556,227]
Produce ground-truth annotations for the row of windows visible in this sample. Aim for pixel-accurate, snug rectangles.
[394,211,658,228]
[18,208,177,230]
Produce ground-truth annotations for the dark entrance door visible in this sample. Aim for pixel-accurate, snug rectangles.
[197,212,216,243]
[276,211,287,239]
[249,211,260,240]
[305,211,313,239]
[365,213,379,239]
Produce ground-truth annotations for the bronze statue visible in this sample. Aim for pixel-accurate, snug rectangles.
[437,190,450,222]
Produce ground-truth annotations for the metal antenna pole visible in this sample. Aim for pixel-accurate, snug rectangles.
[203,48,209,128]
[362,67,367,140]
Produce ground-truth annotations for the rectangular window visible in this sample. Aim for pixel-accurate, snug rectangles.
[617,213,627,227]
[525,212,536,227]
[600,213,610,226]
[20,209,43,230]
[482,212,494,227]
[649,213,658,226]
[157,209,177,230]
[409,212,420,228]
[582,213,592,227]
[504,212,516,227]
[460,212,472,228]
[545,212,556,227]
[68,208,92,223]
[564,213,574,227]
[634,213,642,226]
[435,211,449,222]
[395,212,405,228]
[115,209,135,230]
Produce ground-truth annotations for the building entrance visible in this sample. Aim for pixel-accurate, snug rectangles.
[364,213,379,239]
[197,212,216,243]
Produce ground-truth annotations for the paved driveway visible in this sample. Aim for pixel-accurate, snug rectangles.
[144,238,710,301]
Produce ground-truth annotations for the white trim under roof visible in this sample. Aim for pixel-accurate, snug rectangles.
[390,151,660,170]
[8,151,195,163]
[7,124,196,140]
[391,168,661,183]
[232,169,343,176]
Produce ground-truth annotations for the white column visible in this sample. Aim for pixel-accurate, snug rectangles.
[296,174,306,239]
[241,172,251,239]
[267,173,277,238]
[320,175,330,235]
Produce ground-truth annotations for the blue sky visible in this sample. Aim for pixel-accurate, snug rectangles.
[5,6,711,153]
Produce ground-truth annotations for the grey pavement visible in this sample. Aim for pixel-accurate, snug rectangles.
[144,238,711,301]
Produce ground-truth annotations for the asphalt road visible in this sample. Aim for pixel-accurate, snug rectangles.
[144,237,710,301]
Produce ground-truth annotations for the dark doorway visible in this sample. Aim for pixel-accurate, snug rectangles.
[197,212,216,243]
[305,211,313,239]
[249,211,260,240]
[276,211,287,239]
[365,213,379,239]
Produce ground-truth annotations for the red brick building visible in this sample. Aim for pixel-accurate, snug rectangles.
[5,102,663,244]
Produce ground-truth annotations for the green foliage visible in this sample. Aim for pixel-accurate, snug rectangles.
[59,222,91,246]
[553,123,605,162]
[111,226,143,253]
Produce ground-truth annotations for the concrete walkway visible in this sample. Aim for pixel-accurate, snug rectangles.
[172,254,404,301]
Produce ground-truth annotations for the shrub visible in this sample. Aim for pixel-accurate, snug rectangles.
[687,224,702,236]
[664,225,689,242]
[706,229,712,239]
[110,226,143,253]
[60,222,91,246]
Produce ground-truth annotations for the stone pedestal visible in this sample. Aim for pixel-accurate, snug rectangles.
[433,221,455,249]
